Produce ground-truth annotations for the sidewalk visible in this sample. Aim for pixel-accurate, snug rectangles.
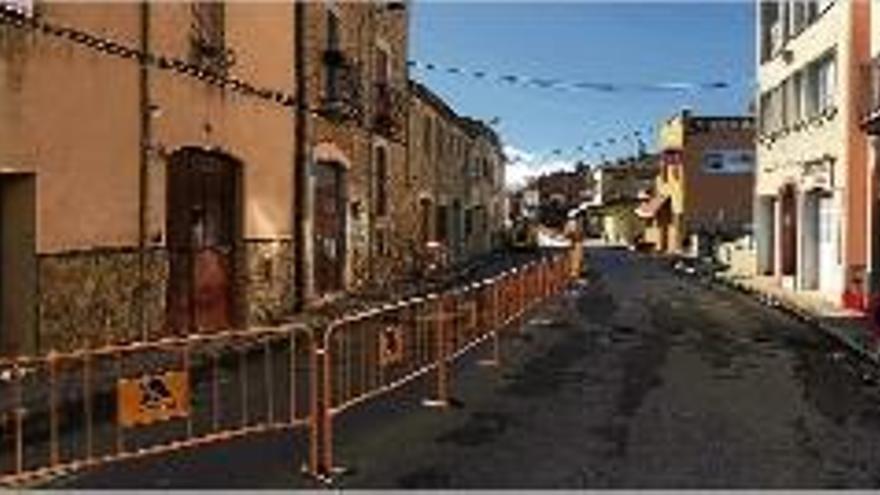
[712,269,876,364]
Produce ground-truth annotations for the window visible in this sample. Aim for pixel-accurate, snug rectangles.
[780,78,790,129]
[703,153,725,172]
[375,47,390,86]
[190,2,226,73]
[761,1,783,61]
[325,9,342,101]
[789,70,804,123]
[375,147,389,218]
[805,51,836,116]
[703,150,755,174]
[424,116,433,159]
[759,84,787,134]
[761,1,834,63]
[790,0,806,36]
[436,205,449,242]
[435,124,442,160]
[375,228,388,257]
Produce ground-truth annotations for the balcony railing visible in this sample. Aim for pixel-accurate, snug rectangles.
[372,82,407,139]
[319,49,365,123]
[861,55,880,134]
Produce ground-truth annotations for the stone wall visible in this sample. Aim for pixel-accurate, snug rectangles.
[243,239,296,326]
[35,239,294,352]
[37,248,168,352]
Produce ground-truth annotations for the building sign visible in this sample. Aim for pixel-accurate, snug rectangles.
[118,371,190,428]
[702,149,755,174]
[802,158,835,190]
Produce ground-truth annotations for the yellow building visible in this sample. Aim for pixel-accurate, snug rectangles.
[639,110,755,254]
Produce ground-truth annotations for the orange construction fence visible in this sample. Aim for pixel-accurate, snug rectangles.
[0,247,579,486]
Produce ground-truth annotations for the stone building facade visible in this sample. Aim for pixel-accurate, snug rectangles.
[407,81,506,267]
[460,117,506,259]
[299,2,409,298]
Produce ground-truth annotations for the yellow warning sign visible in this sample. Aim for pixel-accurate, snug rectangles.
[117,370,190,428]
[378,325,405,367]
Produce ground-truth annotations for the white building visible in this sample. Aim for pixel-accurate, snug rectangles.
[754,0,871,310]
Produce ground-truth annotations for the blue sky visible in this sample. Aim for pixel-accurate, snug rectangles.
[408,1,756,186]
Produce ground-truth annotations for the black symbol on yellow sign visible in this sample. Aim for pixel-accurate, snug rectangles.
[118,371,190,428]
[139,376,178,412]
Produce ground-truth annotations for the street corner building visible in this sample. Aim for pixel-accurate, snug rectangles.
[0,1,414,355]
[638,109,756,255]
[754,0,871,311]
[587,154,659,246]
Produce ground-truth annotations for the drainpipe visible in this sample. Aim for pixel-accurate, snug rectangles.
[137,0,150,341]
[293,1,307,311]
[363,11,376,283]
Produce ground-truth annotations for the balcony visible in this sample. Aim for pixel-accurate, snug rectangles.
[189,36,235,76]
[319,49,365,123]
[862,56,880,134]
[372,82,406,139]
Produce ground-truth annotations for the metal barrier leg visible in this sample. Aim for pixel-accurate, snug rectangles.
[316,338,332,479]
[423,297,449,409]
[313,328,352,483]
[479,282,502,368]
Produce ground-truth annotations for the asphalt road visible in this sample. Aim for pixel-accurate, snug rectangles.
[49,247,880,488]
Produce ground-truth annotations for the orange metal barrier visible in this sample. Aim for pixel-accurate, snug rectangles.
[0,324,317,486]
[0,248,578,486]
[314,248,577,476]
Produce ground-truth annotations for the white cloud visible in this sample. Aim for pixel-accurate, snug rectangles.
[504,145,578,190]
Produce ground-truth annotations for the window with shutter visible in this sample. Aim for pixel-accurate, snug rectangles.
[190,2,226,73]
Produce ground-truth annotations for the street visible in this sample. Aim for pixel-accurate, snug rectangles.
[50,247,880,488]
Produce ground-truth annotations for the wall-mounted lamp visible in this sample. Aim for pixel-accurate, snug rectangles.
[147,102,162,119]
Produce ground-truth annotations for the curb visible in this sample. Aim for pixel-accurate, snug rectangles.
[671,264,878,366]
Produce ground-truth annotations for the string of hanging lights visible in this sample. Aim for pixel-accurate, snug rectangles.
[407,59,732,94]
[508,124,656,168]
[0,5,668,166]
[0,6,304,111]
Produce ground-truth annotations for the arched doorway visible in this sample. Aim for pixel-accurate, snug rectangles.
[313,160,347,296]
[166,148,242,335]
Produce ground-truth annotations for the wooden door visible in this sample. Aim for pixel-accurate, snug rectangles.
[0,174,36,355]
[167,149,241,335]
[313,161,346,295]
[781,185,797,276]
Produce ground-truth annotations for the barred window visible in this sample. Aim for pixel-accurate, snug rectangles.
[190,2,226,73]
[325,9,342,101]
[375,146,389,217]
